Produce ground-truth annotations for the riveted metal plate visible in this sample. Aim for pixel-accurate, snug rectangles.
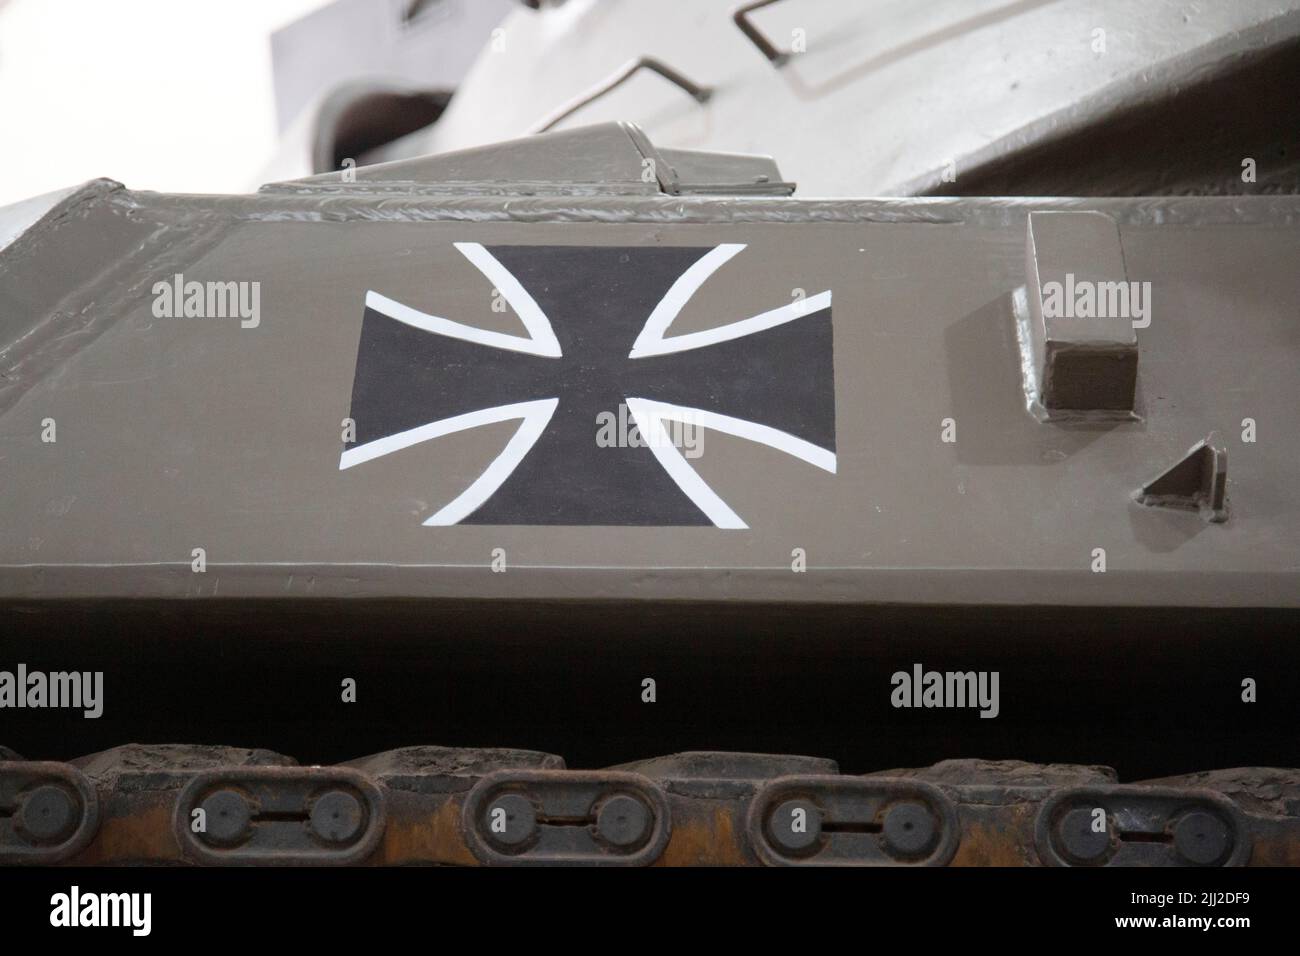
[747,775,959,866]
[462,770,670,865]
[173,766,385,865]
[0,761,100,864]
[1035,786,1249,867]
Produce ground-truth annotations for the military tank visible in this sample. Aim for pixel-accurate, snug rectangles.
[1,0,1297,875]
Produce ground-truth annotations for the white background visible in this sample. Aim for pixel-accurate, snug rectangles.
[0,0,328,206]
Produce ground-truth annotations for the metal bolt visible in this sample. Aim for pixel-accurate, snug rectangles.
[1057,807,1111,863]
[768,798,821,853]
[595,794,651,848]
[1174,811,1231,865]
[882,801,937,857]
[310,790,364,844]
[199,789,252,846]
[17,785,77,844]
[484,793,537,847]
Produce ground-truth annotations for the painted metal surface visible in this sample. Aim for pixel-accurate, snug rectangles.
[3,4,1296,873]
[403,0,1300,196]
[1,125,1297,608]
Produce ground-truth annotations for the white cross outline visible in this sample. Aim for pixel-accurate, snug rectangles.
[341,242,836,528]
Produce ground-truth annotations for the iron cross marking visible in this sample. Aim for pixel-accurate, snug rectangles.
[341,243,836,528]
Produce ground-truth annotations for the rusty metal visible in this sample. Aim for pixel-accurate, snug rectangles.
[343,745,563,866]
[747,776,960,866]
[0,761,99,865]
[173,767,386,866]
[1034,786,1249,868]
[2,746,1294,866]
[463,770,671,865]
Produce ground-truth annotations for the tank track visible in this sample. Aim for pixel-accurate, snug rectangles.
[3,745,1297,866]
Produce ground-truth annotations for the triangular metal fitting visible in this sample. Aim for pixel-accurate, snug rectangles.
[1133,435,1229,522]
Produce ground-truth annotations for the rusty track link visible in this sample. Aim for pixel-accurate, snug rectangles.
[2,746,1297,866]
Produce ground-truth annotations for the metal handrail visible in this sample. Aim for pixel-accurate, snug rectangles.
[531,57,713,134]
[732,0,793,66]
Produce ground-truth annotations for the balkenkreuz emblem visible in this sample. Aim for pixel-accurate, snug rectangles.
[340,243,835,528]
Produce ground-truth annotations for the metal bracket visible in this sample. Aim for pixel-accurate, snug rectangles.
[732,0,794,66]
[401,0,448,27]
[531,57,713,134]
